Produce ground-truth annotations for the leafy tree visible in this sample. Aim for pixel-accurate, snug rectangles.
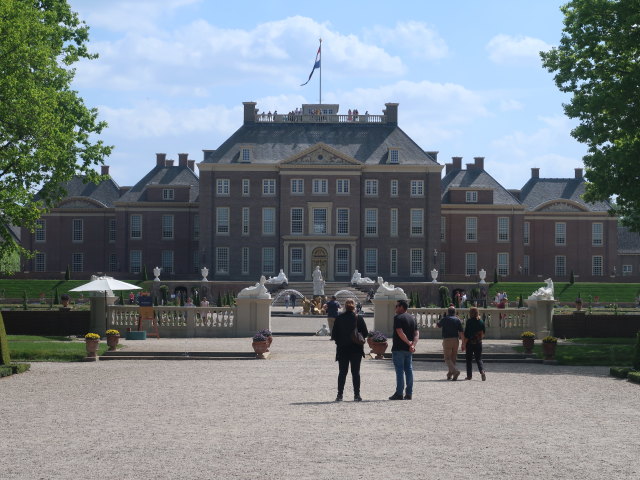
[541,0,640,230]
[493,268,498,284]
[0,0,112,269]
[65,265,71,281]
[22,290,27,310]
[0,312,10,366]
[570,270,575,284]
[142,265,148,282]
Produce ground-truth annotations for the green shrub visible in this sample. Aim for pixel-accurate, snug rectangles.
[65,265,71,281]
[628,371,640,384]
[610,366,633,379]
[0,365,12,377]
[0,312,10,366]
[439,285,451,308]
[10,363,30,374]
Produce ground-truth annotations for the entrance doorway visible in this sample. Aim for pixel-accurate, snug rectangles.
[311,247,328,279]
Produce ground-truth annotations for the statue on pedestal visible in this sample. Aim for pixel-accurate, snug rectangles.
[201,266,209,282]
[153,266,161,282]
[312,266,325,296]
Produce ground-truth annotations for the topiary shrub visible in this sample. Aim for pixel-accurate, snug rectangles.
[628,371,640,385]
[65,264,71,281]
[610,366,633,379]
[0,312,11,366]
[438,286,451,308]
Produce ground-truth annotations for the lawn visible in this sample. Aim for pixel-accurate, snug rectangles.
[514,337,636,366]
[487,282,640,304]
[7,335,109,362]
[0,279,150,303]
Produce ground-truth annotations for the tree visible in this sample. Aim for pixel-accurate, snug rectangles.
[141,265,148,282]
[541,0,640,230]
[0,0,112,269]
[65,265,71,281]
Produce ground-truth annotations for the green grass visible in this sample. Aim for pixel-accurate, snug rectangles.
[514,338,635,366]
[487,282,640,304]
[0,279,150,303]
[566,337,636,345]
[7,335,108,361]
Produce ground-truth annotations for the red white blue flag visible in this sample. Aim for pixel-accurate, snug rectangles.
[301,43,321,86]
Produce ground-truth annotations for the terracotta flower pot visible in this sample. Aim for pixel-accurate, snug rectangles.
[265,335,273,349]
[85,338,99,358]
[371,341,388,359]
[252,340,269,358]
[106,335,119,351]
[522,337,534,354]
[542,342,557,360]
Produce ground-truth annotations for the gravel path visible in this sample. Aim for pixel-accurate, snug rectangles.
[1,336,639,479]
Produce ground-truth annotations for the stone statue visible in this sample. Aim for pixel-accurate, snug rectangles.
[430,269,438,283]
[351,269,374,286]
[201,266,209,282]
[312,266,325,296]
[316,324,331,336]
[528,278,554,300]
[265,269,288,285]
[153,266,161,282]
[374,276,408,300]
[237,275,271,299]
[479,268,487,284]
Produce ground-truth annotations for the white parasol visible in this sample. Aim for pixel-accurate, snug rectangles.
[69,276,142,293]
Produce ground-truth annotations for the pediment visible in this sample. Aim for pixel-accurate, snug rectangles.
[280,143,361,167]
[536,200,587,212]
[57,198,104,209]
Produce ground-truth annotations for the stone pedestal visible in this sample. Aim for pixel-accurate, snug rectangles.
[525,299,555,338]
[235,297,272,337]
[372,298,400,337]
[89,294,116,337]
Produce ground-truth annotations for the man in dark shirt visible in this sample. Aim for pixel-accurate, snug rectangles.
[323,295,340,333]
[437,306,464,380]
[389,299,419,400]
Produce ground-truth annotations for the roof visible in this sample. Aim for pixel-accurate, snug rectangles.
[203,123,438,166]
[617,225,640,254]
[519,178,611,212]
[441,168,521,206]
[56,175,122,208]
[118,165,199,203]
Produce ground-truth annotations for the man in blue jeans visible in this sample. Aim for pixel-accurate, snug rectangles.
[389,299,419,400]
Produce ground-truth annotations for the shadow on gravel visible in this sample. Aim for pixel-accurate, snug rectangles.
[291,400,389,405]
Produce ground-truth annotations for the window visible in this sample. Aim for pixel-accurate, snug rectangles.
[35,253,46,272]
[440,216,446,241]
[216,179,230,196]
[241,248,249,274]
[290,248,303,274]
[192,251,199,273]
[466,191,478,203]
[242,179,250,196]
[35,219,46,242]
[130,215,142,239]
[241,148,251,162]
[262,247,275,274]
[336,248,349,275]
[623,265,632,276]
[523,221,530,245]
[216,207,230,235]
[497,217,509,242]
[592,256,603,276]
[108,253,117,272]
[592,223,603,246]
[410,180,424,197]
[336,179,350,194]
[161,250,174,274]
[465,217,477,241]
[364,248,377,275]
[410,249,423,276]
[291,208,304,235]
[555,222,566,245]
[262,207,275,235]
[291,179,304,194]
[216,247,229,274]
[465,253,477,276]
[262,179,276,196]
[193,214,200,240]
[390,179,398,197]
[130,251,141,274]
[312,179,328,194]
[242,208,250,236]
[162,188,174,200]
[72,219,83,242]
[390,209,398,237]
[523,255,530,275]
[390,249,398,276]
[389,149,399,164]
[336,208,349,235]
[410,209,424,236]
[497,253,509,276]
[555,256,566,276]
[312,208,327,234]
[364,179,378,196]
[108,219,116,243]
[161,215,174,239]
[72,253,84,272]
[439,252,446,275]
[365,208,378,236]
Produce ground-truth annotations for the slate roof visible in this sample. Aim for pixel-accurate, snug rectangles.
[203,123,438,166]
[519,178,611,212]
[617,226,640,254]
[118,165,199,203]
[441,168,521,205]
[56,175,122,208]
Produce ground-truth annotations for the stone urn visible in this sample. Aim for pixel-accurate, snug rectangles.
[370,341,388,359]
[542,341,557,360]
[106,335,119,351]
[84,337,100,361]
[252,340,269,359]
[522,337,534,354]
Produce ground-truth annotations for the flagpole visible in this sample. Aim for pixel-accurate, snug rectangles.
[319,38,322,105]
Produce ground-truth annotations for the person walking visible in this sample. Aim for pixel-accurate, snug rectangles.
[389,299,419,400]
[330,298,368,402]
[462,307,486,381]
[437,306,464,380]
[322,295,340,333]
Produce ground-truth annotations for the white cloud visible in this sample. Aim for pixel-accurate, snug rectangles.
[499,98,524,112]
[370,21,448,60]
[486,34,551,65]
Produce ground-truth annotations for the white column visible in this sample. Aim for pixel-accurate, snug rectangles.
[235,297,272,337]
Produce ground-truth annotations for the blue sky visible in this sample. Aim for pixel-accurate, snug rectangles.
[69,0,583,189]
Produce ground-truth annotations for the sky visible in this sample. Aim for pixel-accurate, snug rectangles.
[68,0,584,189]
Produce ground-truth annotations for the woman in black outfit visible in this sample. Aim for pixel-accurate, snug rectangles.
[330,298,368,401]
[462,306,486,381]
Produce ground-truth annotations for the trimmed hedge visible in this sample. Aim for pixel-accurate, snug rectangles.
[0,365,11,377]
[610,367,633,379]
[628,371,640,384]
[0,363,31,378]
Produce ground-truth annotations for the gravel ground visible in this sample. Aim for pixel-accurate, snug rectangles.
[1,335,639,480]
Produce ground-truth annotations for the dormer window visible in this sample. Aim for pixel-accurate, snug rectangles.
[466,191,478,203]
[240,147,251,163]
[162,189,174,200]
[389,149,399,164]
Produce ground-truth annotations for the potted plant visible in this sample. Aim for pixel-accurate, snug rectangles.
[252,332,269,358]
[366,330,380,349]
[575,294,583,311]
[370,332,388,359]
[542,336,558,360]
[106,329,120,351]
[84,333,100,360]
[258,329,273,348]
[521,331,535,354]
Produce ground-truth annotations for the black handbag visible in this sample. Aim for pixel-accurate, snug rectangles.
[351,315,365,345]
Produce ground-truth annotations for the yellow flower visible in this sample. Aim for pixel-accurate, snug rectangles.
[84,333,100,339]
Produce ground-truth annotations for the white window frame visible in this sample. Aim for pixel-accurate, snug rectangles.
[72,219,83,243]
[497,253,509,277]
[555,255,566,276]
[439,252,446,275]
[592,222,603,246]
[161,215,174,239]
[162,188,174,200]
[35,219,46,242]
[193,214,200,240]
[623,265,632,276]
[262,207,275,235]
[336,208,349,235]
[35,252,46,272]
[161,250,174,274]
[440,216,446,241]
[410,209,424,237]
[523,221,530,245]
[241,148,251,163]
[72,252,84,272]
[465,252,477,276]
[592,256,603,276]
[390,208,398,237]
[312,208,328,235]
[242,208,250,236]
[390,179,399,197]
[290,248,303,274]
[389,149,399,164]
[466,191,478,203]
[312,178,328,195]
[555,222,566,246]
[130,250,141,274]
[291,207,304,235]
[262,247,275,274]
[364,208,378,237]
[336,179,350,195]
[290,179,304,195]
[410,180,424,197]
[242,179,250,196]
[523,255,530,275]
[336,248,349,275]
[364,248,377,275]
[216,207,230,235]
[497,217,509,242]
[216,179,230,196]
[390,248,398,276]
[216,247,229,274]
[410,249,423,276]
[109,253,117,272]
[465,217,477,242]
[364,179,378,196]
[262,179,276,196]
[130,215,142,239]
[241,247,250,275]
[108,219,116,243]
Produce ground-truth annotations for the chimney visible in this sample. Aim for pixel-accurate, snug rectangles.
[187,160,195,171]
[452,157,462,170]
[531,167,540,179]
[575,168,583,179]
[156,153,166,166]
[474,156,485,170]
[178,153,188,167]
[384,103,399,125]
[243,101,257,124]
[101,165,110,176]
[165,159,174,167]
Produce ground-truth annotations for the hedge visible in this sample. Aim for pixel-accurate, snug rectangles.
[610,367,633,379]
[0,365,11,377]
[0,363,31,378]
[628,371,640,384]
